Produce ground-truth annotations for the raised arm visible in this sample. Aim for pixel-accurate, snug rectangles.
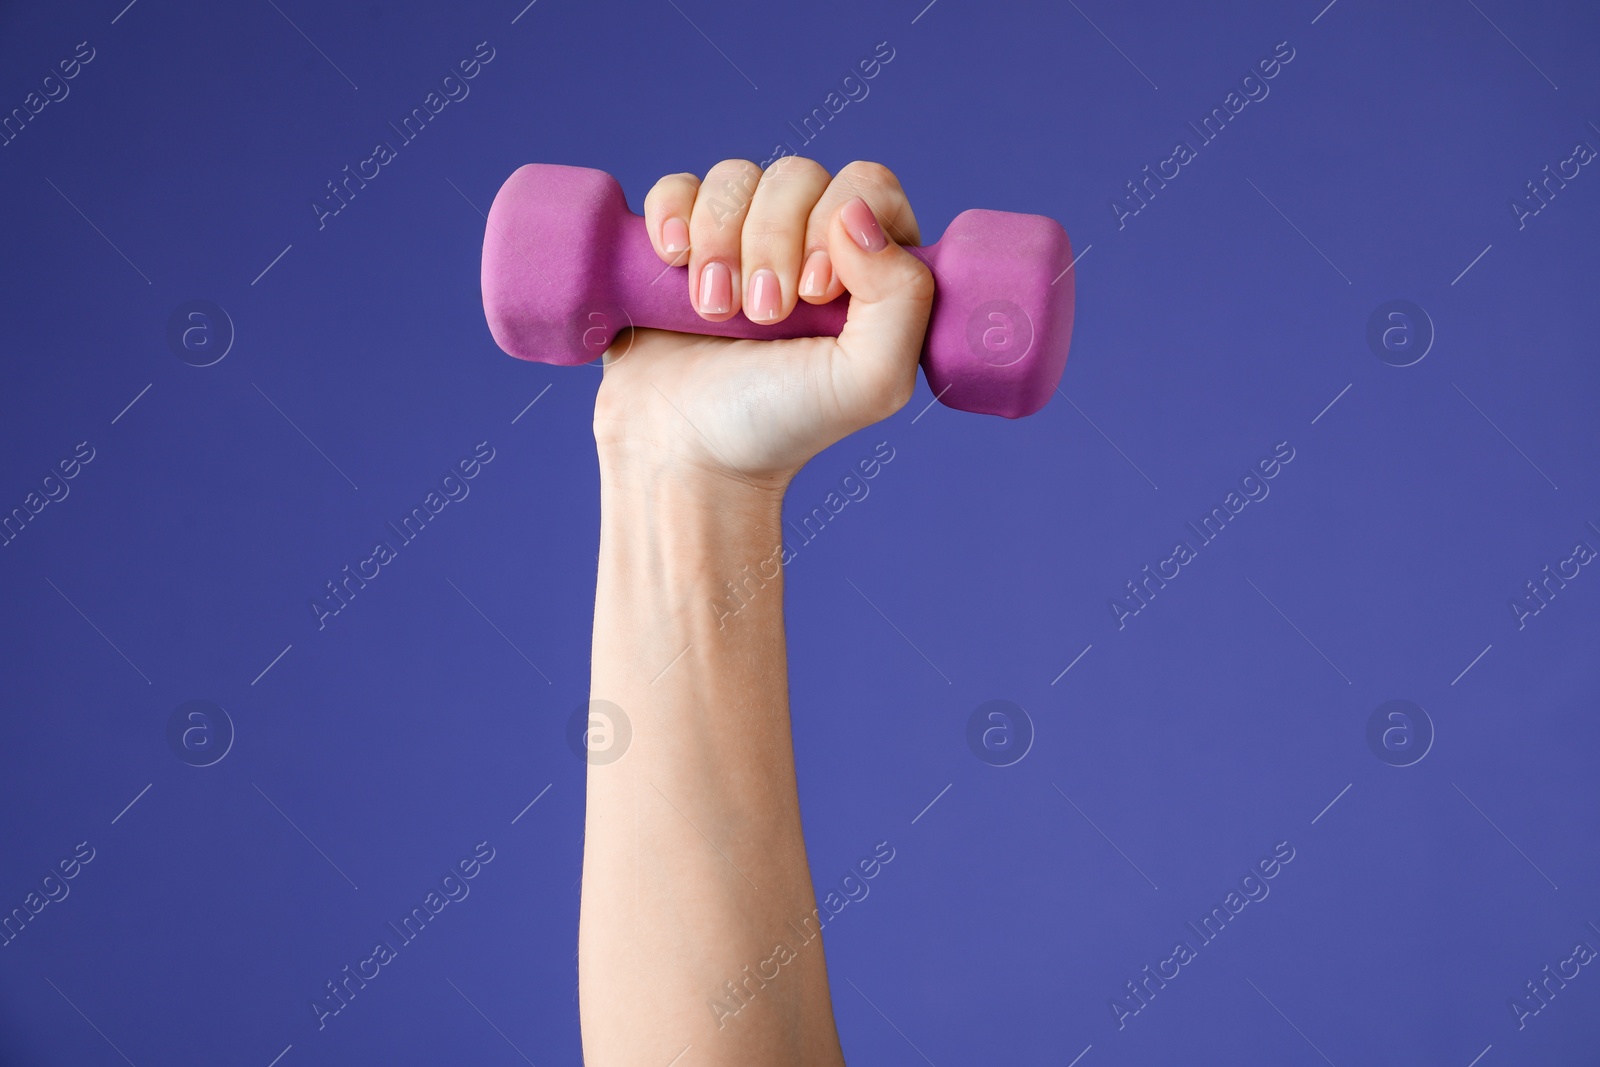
[577,157,934,1066]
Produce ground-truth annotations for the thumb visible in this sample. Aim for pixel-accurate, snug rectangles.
[825,196,936,427]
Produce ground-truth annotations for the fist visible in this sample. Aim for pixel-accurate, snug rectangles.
[593,158,935,489]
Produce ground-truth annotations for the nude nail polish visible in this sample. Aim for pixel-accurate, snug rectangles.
[748,269,781,321]
[699,260,732,314]
[840,196,887,252]
[799,250,832,298]
[662,216,689,255]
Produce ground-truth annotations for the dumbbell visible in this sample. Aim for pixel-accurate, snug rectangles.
[480,164,1075,418]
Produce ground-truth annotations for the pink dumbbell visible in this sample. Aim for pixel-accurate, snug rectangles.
[480,164,1075,418]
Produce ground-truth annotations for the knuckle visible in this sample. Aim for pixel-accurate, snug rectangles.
[765,155,829,185]
[698,161,764,227]
[707,158,762,188]
[898,257,937,304]
[647,171,698,196]
[740,221,798,246]
[802,214,834,252]
[695,201,745,237]
[838,159,898,192]
[652,171,699,191]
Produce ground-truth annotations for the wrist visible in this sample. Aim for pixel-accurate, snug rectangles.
[595,446,791,654]
[596,441,792,507]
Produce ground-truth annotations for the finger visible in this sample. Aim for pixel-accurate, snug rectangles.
[687,158,763,321]
[824,194,935,428]
[739,156,831,324]
[642,172,701,265]
[801,160,922,305]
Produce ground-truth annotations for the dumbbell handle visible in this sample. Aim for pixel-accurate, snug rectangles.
[482,164,1074,417]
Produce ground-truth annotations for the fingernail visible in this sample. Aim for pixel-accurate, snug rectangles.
[698,260,732,314]
[662,216,689,255]
[798,250,832,298]
[841,196,886,252]
[748,268,781,321]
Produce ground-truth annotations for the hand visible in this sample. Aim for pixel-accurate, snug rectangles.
[592,157,935,491]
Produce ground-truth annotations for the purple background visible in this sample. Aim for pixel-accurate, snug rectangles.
[2,0,1598,1063]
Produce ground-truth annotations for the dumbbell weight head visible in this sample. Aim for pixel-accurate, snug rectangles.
[915,206,1074,418]
[481,163,1073,418]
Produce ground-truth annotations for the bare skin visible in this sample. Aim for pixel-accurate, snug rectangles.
[577,157,934,1066]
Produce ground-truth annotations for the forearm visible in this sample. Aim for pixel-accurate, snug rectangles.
[578,451,844,1066]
